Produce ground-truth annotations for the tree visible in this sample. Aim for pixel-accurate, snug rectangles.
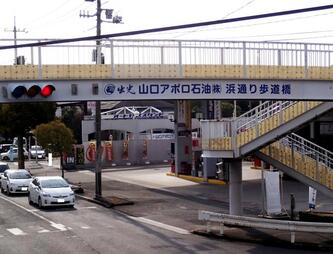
[61,105,83,143]
[0,103,56,168]
[34,120,74,178]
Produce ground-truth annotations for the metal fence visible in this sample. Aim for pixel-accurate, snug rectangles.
[1,39,333,69]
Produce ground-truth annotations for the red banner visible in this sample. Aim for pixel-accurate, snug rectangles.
[104,141,113,161]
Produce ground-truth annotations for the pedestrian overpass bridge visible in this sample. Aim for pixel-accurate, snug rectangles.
[0,39,333,203]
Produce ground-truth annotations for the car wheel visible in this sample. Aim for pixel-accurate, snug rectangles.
[38,197,43,209]
[3,156,9,161]
[6,186,11,196]
[28,193,33,205]
[1,187,4,194]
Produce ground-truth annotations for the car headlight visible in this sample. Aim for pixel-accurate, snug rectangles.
[69,192,75,196]
[42,192,51,197]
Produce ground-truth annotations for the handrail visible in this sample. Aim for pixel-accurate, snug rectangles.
[199,210,333,243]
[1,38,333,67]
[281,133,333,169]
[235,101,296,132]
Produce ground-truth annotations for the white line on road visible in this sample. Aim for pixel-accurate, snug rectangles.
[0,195,62,229]
[51,223,67,231]
[129,216,190,235]
[7,228,27,236]
[38,229,51,233]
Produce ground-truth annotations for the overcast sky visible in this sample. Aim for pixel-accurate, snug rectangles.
[1,0,333,43]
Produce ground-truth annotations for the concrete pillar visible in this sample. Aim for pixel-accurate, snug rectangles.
[175,100,192,176]
[228,159,243,215]
[202,100,220,179]
[310,122,315,139]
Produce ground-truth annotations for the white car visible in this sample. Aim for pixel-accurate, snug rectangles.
[1,169,32,195]
[29,145,46,159]
[28,176,75,209]
[0,147,29,161]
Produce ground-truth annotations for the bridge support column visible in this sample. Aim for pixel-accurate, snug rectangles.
[227,159,243,215]
[174,100,192,176]
[202,100,221,180]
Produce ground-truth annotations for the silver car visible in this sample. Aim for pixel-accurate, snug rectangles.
[0,162,10,188]
[28,176,75,209]
[1,169,32,195]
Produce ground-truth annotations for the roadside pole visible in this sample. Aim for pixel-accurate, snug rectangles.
[95,0,102,199]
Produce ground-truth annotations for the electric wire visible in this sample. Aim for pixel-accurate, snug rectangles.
[1,4,333,50]
[173,0,257,39]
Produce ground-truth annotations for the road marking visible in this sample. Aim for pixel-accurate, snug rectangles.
[80,226,91,229]
[38,229,50,233]
[0,195,66,231]
[79,206,97,210]
[51,223,67,231]
[7,228,27,236]
[129,216,190,235]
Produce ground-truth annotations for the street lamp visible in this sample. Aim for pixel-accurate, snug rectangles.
[82,0,123,200]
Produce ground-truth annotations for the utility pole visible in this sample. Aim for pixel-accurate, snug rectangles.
[4,16,27,65]
[81,0,122,200]
[95,0,102,200]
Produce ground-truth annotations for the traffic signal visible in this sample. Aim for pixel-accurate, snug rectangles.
[9,83,55,99]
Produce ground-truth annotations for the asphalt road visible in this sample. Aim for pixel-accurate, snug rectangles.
[1,160,331,253]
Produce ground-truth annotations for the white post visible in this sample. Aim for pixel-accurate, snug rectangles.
[48,153,53,167]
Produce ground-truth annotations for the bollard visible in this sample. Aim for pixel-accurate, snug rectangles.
[48,153,53,166]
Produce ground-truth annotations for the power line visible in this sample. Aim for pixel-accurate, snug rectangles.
[1,4,333,50]
[212,28,333,40]
[173,0,257,39]
[168,11,333,37]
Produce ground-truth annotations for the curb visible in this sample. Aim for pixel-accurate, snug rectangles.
[75,194,113,208]
[166,172,226,185]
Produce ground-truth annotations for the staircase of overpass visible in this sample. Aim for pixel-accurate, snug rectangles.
[201,100,333,196]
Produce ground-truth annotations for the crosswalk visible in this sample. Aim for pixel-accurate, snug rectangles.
[0,222,95,238]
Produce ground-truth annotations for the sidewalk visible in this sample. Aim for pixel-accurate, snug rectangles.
[27,161,333,251]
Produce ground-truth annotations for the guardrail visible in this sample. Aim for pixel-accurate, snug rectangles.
[198,211,333,243]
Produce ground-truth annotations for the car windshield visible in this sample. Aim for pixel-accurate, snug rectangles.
[9,171,32,179]
[41,179,69,188]
[0,165,9,172]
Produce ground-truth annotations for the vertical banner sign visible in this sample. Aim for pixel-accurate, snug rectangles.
[177,100,186,124]
[75,145,85,165]
[87,101,96,115]
[104,141,113,161]
[143,139,148,159]
[122,140,129,160]
[185,100,192,130]
[309,187,317,209]
[214,100,222,119]
[86,141,96,162]
[207,100,214,119]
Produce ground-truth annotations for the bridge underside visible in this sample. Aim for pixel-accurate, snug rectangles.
[1,64,333,80]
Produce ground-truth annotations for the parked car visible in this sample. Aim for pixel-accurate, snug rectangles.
[29,145,46,159]
[0,162,10,187]
[0,147,29,161]
[0,144,12,153]
[28,176,75,209]
[1,169,33,195]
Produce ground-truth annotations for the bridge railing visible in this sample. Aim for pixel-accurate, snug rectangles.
[0,39,333,79]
